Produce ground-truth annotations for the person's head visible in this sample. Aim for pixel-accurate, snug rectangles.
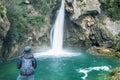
[24,46,31,53]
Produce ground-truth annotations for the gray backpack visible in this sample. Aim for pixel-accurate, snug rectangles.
[20,57,34,75]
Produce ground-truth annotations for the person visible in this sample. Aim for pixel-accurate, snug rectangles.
[17,46,37,80]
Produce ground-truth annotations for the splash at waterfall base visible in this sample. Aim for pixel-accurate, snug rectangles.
[34,49,80,58]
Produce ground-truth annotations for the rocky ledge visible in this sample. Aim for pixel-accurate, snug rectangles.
[86,46,120,58]
[109,67,120,80]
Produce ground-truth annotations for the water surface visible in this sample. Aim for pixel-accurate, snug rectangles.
[0,50,120,80]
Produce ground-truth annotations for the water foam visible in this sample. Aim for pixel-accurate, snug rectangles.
[34,49,80,58]
[78,66,110,80]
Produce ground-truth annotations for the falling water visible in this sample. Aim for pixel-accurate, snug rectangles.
[51,0,65,51]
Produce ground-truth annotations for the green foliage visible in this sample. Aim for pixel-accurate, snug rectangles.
[5,0,28,41]
[5,0,50,42]
[1,0,51,55]
[115,33,120,51]
[27,15,45,26]
[77,0,83,2]
[100,0,120,21]
[29,0,50,14]
[0,2,6,18]
[116,41,120,51]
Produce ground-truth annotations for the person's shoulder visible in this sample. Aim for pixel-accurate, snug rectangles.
[29,53,34,57]
[25,53,34,59]
[30,54,36,59]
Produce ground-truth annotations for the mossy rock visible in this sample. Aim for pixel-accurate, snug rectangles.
[116,41,120,51]
[0,2,6,18]
[86,46,115,56]
[109,67,120,80]
[114,52,120,58]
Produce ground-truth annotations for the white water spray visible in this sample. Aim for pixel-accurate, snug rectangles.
[51,0,65,51]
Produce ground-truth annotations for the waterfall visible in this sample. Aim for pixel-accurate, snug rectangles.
[34,0,79,58]
[51,0,65,51]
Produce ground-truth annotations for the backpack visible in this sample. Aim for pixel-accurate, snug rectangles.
[20,57,34,75]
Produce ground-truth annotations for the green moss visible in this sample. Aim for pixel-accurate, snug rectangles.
[100,0,120,21]
[116,41,120,51]
[109,67,120,80]
[115,34,120,51]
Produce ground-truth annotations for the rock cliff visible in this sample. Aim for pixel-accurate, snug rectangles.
[64,0,120,57]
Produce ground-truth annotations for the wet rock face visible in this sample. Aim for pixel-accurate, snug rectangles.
[64,0,101,47]
[64,15,114,48]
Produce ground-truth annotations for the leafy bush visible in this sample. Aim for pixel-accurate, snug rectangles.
[100,0,120,21]
[27,15,45,26]
[5,0,27,41]
[5,0,50,42]
[29,0,50,14]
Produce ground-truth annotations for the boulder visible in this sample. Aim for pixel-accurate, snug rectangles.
[86,46,115,56]
[109,67,120,80]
